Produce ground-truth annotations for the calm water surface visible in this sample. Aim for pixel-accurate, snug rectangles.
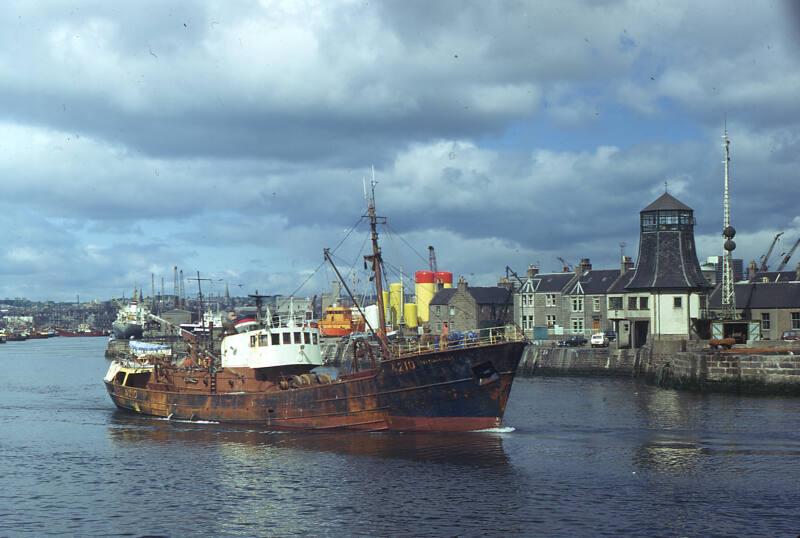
[1,338,799,537]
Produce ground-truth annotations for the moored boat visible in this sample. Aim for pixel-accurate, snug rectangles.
[58,323,107,337]
[112,293,147,340]
[318,304,366,337]
[104,182,527,431]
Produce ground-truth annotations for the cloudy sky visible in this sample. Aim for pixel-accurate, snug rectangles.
[2,1,800,301]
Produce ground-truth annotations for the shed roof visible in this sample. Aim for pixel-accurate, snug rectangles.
[708,281,800,309]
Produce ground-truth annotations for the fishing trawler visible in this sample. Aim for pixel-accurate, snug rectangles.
[104,182,527,431]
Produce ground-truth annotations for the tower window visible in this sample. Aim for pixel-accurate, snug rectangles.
[673,297,682,308]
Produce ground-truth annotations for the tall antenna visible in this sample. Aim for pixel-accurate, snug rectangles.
[721,127,738,320]
[173,266,178,305]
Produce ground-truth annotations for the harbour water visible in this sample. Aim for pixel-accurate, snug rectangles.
[1,338,799,536]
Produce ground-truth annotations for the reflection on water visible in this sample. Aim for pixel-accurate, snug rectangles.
[108,410,511,468]
[4,341,800,536]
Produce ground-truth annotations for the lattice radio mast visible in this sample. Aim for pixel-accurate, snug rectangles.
[721,127,738,320]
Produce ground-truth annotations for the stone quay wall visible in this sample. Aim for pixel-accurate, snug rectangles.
[518,345,638,377]
[518,341,800,395]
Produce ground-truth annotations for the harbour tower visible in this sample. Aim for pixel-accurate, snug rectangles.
[622,192,712,347]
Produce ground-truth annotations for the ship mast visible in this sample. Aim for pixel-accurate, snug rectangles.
[721,127,738,320]
[364,168,391,356]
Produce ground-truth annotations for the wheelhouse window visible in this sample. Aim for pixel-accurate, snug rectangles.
[282,332,291,345]
[259,334,269,346]
[312,332,319,345]
[272,333,280,345]
[304,332,311,344]
[293,332,302,344]
[250,335,257,347]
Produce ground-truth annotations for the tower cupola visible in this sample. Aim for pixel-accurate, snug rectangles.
[625,192,710,291]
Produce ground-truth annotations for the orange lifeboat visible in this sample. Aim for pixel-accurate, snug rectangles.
[318,305,365,337]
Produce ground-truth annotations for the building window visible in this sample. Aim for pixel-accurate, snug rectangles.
[761,313,770,331]
[435,322,442,332]
[571,317,584,334]
[571,296,584,312]
[546,315,556,328]
[609,297,623,310]
[628,297,638,310]
[449,306,455,316]
[522,315,533,330]
[435,306,441,316]
[546,294,557,307]
[792,312,800,330]
[640,297,649,310]
[674,297,682,308]
[522,293,533,307]
[593,296,601,312]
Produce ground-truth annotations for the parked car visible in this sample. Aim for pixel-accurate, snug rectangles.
[781,330,800,341]
[590,333,609,348]
[557,335,588,347]
[604,330,617,342]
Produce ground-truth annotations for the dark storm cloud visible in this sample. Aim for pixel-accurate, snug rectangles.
[1,1,799,299]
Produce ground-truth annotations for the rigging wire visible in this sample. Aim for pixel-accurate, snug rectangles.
[383,222,429,266]
[286,216,364,298]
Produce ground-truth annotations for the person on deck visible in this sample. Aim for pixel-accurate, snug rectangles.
[441,322,449,349]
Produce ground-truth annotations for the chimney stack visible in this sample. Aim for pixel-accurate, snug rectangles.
[620,255,634,274]
[527,264,539,279]
[457,276,468,292]
[577,258,592,275]
[796,262,800,282]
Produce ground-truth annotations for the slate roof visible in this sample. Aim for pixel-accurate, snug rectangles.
[641,192,693,212]
[607,272,634,294]
[532,272,576,293]
[430,286,513,306]
[708,281,800,309]
[625,229,710,290]
[568,269,622,295]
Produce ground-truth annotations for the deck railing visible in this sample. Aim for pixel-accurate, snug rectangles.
[392,325,526,358]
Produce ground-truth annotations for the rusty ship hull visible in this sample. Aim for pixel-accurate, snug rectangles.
[105,340,525,432]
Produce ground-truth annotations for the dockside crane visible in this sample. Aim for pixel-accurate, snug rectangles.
[759,232,784,272]
[505,266,525,287]
[775,237,800,272]
[557,257,573,272]
[428,245,438,273]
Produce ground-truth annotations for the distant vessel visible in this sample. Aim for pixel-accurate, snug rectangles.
[104,182,526,431]
[318,304,365,337]
[112,294,148,340]
[58,323,107,337]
